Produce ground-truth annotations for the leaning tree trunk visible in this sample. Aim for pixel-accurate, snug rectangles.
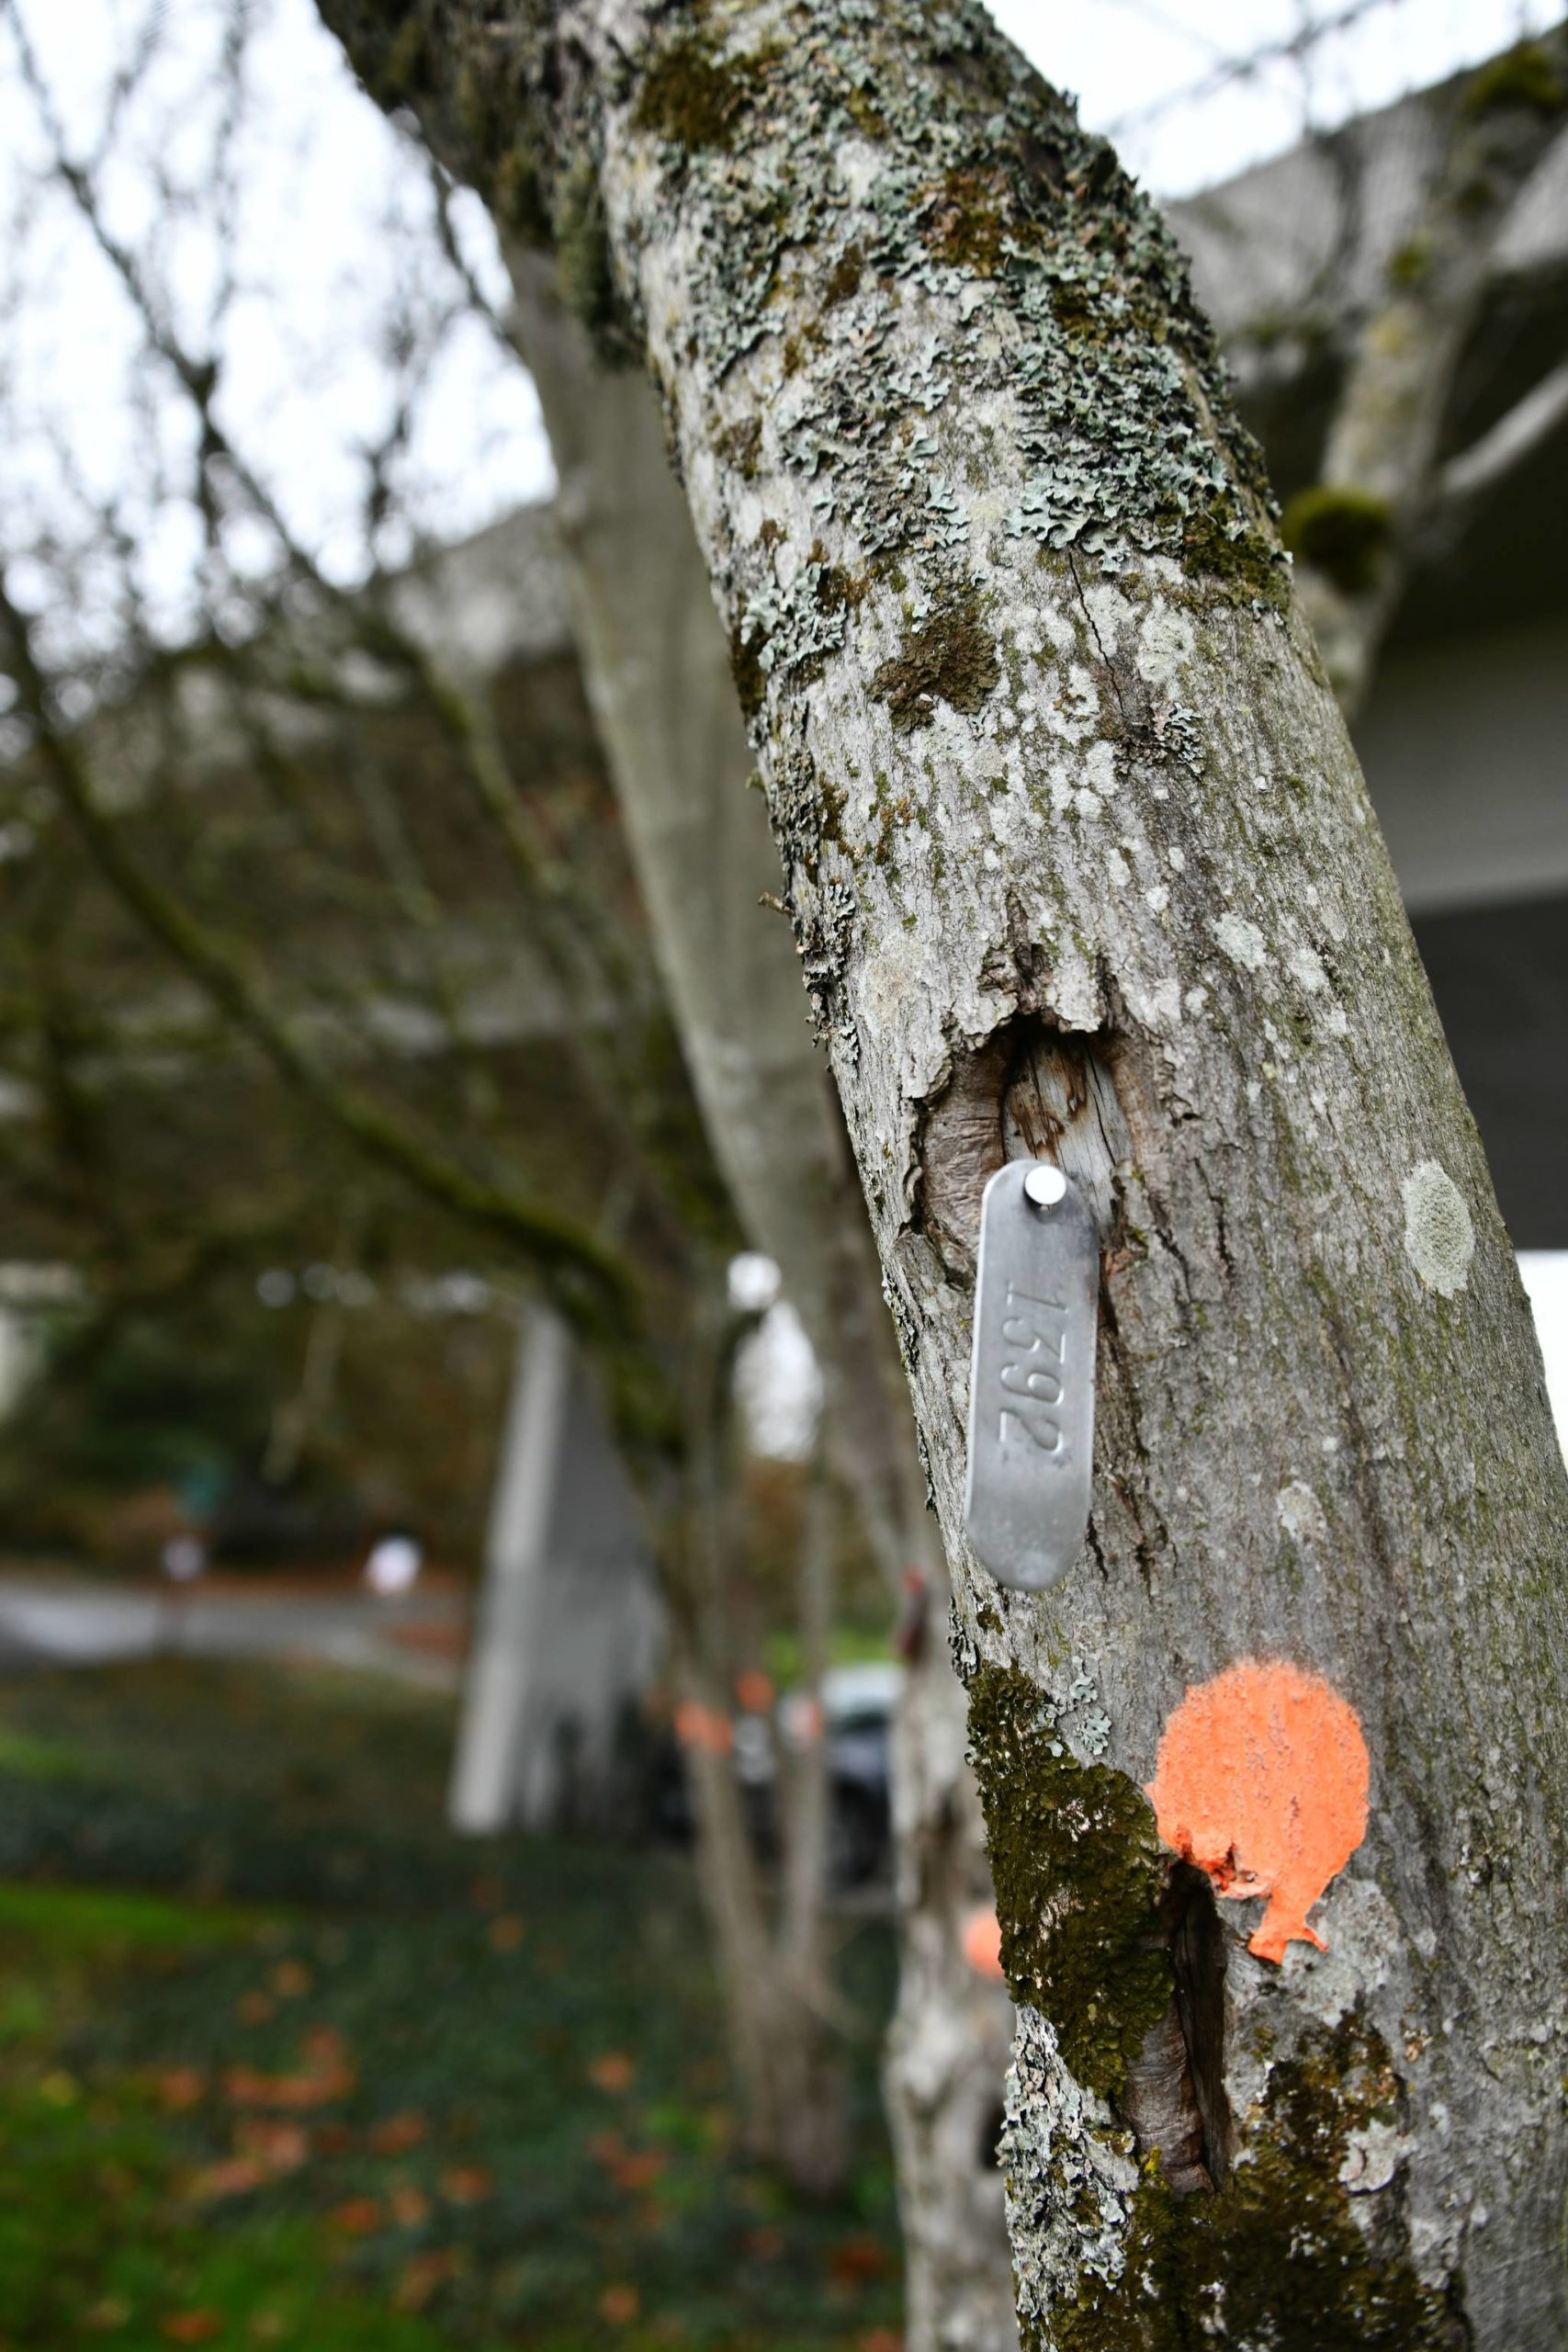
[321,4,1568,2343]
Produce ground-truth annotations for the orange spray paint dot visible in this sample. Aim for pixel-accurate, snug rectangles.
[961,1904,1005,1981]
[1146,1658,1369,1965]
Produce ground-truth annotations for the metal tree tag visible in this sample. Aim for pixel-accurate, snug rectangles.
[964,1160,1099,1591]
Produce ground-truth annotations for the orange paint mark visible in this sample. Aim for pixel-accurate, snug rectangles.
[1146,1658,1369,1964]
[961,1903,1005,1981]
[734,1668,775,1714]
[673,1701,734,1756]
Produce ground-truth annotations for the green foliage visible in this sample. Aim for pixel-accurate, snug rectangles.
[964,1664,1168,2098]
[0,1658,903,2350]
[1464,40,1566,117]
[1280,483,1395,594]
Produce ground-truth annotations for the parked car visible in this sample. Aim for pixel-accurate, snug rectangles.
[647,1660,904,1887]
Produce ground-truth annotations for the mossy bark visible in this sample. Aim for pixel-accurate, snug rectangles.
[318,2,1568,2343]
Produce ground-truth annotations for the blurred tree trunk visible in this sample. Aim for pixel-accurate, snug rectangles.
[502,233,1016,2341]
[321,4,1568,2345]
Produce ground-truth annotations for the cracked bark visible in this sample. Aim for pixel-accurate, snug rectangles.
[317,3,1568,2343]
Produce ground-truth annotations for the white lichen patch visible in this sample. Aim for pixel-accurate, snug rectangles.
[1213,911,1268,971]
[1276,1480,1328,1544]
[1402,1160,1474,1298]
[1135,604,1195,692]
[1288,943,1327,994]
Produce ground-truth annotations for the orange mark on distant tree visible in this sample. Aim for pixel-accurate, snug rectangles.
[960,1904,1004,1981]
[1146,1658,1369,1964]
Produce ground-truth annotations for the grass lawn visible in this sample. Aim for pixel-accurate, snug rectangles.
[0,1656,903,2351]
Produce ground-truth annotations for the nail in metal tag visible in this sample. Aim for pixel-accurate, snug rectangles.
[964,1160,1099,1591]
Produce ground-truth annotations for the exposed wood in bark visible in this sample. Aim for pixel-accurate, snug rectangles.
[317,3,1568,2344]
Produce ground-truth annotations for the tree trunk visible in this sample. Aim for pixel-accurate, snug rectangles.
[321,4,1568,2342]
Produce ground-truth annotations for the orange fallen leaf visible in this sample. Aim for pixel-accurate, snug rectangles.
[743,2226,785,2260]
[188,2156,266,2201]
[270,1961,311,1998]
[157,2068,206,2112]
[600,2286,640,2324]
[328,2197,382,2235]
[161,2315,221,2345]
[394,2251,458,2312]
[439,2165,493,2205]
[390,2185,432,2228]
[236,2119,309,2175]
[487,1916,525,1953]
[859,2333,903,2352]
[237,1992,276,2026]
[589,2052,636,2094]
[829,2234,890,2290]
[368,2112,427,2155]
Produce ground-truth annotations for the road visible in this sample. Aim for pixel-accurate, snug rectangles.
[0,1568,468,1690]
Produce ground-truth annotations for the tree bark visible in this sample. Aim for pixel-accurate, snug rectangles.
[320,4,1568,2343]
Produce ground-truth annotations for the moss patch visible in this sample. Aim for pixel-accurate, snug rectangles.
[631,29,777,152]
[966,1664,1168,2098]
[1465,40,1565,116]
[871,594,1000,731]
[1047,2011,1457,2352]
[729,616,769,722]
[1280,483,1394,595]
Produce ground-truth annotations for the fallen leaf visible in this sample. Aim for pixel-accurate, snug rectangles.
[439,2165,493,2205]
[487,1915,525,1952]
[157,2069,206,2112]
[743,2227,785,2260]
[161,2315,221,2345]
[829,2235,890,2290]
[368,2112,426,2155]
[236,2120,309,2175]
[390,2185,431,2228]
[600,2286,639,2324]
[394,2252,458,2312]
[328,2197,381,2235]
[237,1992,276,2026]
[189,2156,266,2200]
[270,1962,311,1998]
[588,2052,636,2094]
[859,2333,903,2352]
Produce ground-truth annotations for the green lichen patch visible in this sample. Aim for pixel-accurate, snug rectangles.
[1280,484,1394,595]
[966,1665,1169,2098]
[871,594,1000,731]
[1464,39,1565,117]
[630,28,778,152]
[1046,2011,1457,2352]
